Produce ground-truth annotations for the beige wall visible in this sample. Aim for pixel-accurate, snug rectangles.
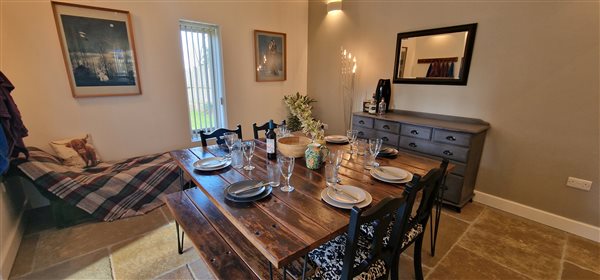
[308,1,599,226]
[1,0,307,161]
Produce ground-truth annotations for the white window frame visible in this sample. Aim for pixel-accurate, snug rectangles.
[179,20,227,141]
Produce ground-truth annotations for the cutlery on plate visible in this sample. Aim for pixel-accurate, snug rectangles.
[331,186,360,202]
[376,167,404,178]
[232,182,268,195]
[201,158,227,166]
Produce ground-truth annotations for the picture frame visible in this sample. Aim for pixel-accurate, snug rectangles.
[254,30,286,82]
[51,1,142,97]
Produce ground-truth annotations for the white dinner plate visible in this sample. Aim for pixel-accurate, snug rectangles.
[325,135,349,143]
[370,168,413,184]
[193,157,231,171]
[321,188,372,209]
[371,166,408,181]
[326,185,366,204]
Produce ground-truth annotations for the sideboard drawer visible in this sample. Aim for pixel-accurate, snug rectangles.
[433,129,472,147]
[374,120,400,134]
[401,124,432,140]
[443,174,464,204]
[398,137,434,155]
[375,131,399,146]
[432,143,469,163]
[356,127,374,139]
[353,116,373,128]
[450,161,467,176]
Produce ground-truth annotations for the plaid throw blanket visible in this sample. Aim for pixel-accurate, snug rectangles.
[17,147,180,221]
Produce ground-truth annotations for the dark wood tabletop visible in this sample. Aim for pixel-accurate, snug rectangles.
[168,139,445,270]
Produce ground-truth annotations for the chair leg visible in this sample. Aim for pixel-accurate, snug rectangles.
[176,222,185,255]
[413,235,425,280]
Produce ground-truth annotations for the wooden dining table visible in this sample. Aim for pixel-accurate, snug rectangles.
[165,139,447,279]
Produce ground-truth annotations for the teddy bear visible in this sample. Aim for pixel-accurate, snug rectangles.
[65,137,98,167]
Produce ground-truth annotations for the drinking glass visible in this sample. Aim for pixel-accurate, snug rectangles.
[356,139,368,156]
[278,156,295,192]
[223,132,238,159]
[266,160,281,187]
[231,139,243,168]
[325,164,338,188]
[346,130,358,154]
[242,141,255,171]
[278,125,289,137]
[366,138,383,169]
[327,150,343,182]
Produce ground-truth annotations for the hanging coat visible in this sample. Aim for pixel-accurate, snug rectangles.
[0,71,28,159]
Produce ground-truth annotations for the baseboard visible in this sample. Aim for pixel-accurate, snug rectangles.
[474,191,600,243]
[0,202,26,280]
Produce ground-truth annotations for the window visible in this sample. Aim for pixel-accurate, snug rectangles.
[179,20,226,141]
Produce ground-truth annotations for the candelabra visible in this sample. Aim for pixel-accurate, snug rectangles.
[340,47,357,131]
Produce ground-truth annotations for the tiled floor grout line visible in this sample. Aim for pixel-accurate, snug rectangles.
[557,233,568,280]
[457,244,533,280]
[562,260,600,275]
[108,246,116,280]
[424,205,486,279]
[19,222,173,277]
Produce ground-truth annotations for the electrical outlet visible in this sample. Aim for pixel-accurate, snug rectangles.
[566,177,592,191]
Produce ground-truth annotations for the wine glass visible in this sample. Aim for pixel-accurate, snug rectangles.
[346,130,358,154]
[367,138,383,168]
[242,141,255,171]
[278,125,289,137]
[278,156,295,192]
[223,132,238,159]
[327,150,343,182]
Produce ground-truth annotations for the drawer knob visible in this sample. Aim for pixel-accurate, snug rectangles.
[443,150,454,156]
[383,125,390,130]
[382,137,389,142]
[358,131,364,136]
[359,120,365,125]
[409,143,417,148]
[446,135,457,141]
[410,129,419,135]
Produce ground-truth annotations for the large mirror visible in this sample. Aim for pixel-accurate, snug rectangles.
[393,23,477,86]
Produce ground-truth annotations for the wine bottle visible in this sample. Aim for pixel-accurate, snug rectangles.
[266,120,277,160]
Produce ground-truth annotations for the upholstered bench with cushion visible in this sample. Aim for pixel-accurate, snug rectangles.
[14,147,180,227]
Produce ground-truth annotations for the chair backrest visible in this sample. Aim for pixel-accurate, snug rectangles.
[252,120,286,139]
[199,125,243,147]
[411,159,449,226]
[341,196,409,279]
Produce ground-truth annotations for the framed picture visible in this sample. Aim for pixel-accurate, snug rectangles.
[254,30,286,82]
[52,1,142,97]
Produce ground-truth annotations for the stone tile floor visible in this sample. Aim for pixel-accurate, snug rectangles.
[9,202,600,279]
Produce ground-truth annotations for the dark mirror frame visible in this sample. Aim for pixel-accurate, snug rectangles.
[392,23,477,86]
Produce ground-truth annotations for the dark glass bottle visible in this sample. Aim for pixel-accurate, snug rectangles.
[266,120,277,160]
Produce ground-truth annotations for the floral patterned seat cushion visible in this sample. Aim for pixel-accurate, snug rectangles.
[307,234,387,280]
[360,221,424,249]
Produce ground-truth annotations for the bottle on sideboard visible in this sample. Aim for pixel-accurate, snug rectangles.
[266,120,277,160]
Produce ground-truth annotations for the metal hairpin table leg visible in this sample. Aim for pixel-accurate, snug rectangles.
[283,267,287,280]
[178,168,185,191]
[269,262,273,280]
[430,179,447,257]
[301,253,308,280]
[176,222,185,255]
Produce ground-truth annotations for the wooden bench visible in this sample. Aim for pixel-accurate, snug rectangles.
[165,188,286,280]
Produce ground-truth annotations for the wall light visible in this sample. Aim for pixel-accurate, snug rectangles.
[327,0,342,13]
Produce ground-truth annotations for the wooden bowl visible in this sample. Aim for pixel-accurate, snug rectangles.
[277,136,311,158]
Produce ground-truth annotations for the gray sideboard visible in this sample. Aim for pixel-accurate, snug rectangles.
[352,110,490,210]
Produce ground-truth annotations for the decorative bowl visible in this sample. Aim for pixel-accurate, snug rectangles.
[277,136,311,158]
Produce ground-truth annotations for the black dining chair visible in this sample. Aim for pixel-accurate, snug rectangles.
[252,120,286,139]
[307,195,416,280]
[199,125,243,147]
[344,159,448,280]
[391,159,448,280]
